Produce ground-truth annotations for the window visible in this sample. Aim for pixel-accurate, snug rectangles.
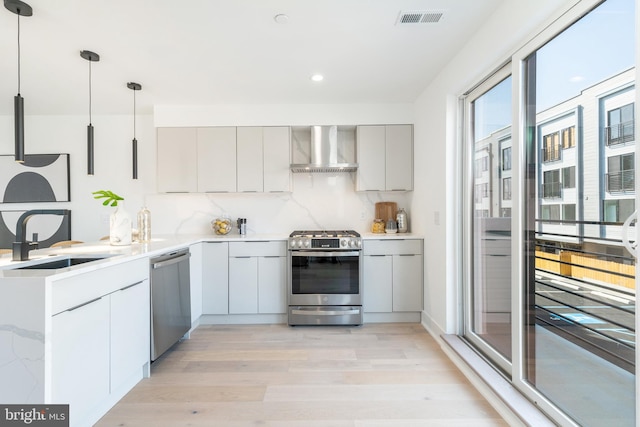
[542,132,560,162]
[542,169,561,198]
[603,199,635,222]
[606,103,635,145]
[563,203,576,221]
[502,177,512,200]
[562,166,575,188]
[541,204,560,220]
[502,147,512,170]
[606,153,635,192]
[562,126,576,149]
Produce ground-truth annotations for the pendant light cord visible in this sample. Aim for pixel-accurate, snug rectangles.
[88,61,92,125]
[16,12,21,95]
[133,88,136,138]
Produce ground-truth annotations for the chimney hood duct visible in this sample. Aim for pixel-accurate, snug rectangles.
[290,125,358,173]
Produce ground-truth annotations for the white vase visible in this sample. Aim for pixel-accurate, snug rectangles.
[110,202,132,246]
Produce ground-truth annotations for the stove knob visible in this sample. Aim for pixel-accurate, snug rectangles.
[356,240,361,248]
[348,239,354,247]
[341,239,347,247]
[303,240,310,248]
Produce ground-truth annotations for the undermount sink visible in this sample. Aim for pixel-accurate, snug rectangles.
[15,256,112,270]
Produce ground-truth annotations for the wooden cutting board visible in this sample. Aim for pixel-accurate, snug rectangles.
[375,202,398,222]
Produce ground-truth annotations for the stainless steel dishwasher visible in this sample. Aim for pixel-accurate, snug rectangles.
[150,248,191,361]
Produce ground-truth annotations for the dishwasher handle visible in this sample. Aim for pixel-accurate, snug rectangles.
[152,252,191,269]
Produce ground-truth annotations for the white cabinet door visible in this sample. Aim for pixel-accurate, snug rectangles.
[385,125,413,191]
[237,127,264,192]
[197,127,237,192]
[263,126,291,192]
[52,297,110,424]
[392,254,423,312]
[356,125,386,191]
[258,256,286,314]
[157,127,198,193]
[110,280,150,393]
[363,255,393,313]
[202,242,229,314]
[229,256,258,314]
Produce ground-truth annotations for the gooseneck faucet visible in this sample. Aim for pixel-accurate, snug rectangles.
[12,209,71,261]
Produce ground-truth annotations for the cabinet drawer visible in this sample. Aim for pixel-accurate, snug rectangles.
[52,258,149,315]
[363,239,423,256]
[229,241,286,257]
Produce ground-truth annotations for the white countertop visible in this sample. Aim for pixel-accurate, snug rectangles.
[0,232,423,278]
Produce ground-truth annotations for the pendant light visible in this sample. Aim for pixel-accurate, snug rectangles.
[81,50,100,175]
[5,0,33,163]
[127,82,142,179]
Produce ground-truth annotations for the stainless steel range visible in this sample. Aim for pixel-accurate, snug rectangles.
[288,230,363,326]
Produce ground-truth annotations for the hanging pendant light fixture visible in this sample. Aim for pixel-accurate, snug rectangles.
[127,82,142,179]
[5,0,33,163]
[81,50,100,175]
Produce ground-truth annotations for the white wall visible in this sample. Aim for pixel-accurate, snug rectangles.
[412,0,578,335]
[0,114,155,244]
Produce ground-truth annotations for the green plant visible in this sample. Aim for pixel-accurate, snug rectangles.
[92,190,124,207]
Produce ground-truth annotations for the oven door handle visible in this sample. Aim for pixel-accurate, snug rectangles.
[290,251,360,257]
[291,309,361,316]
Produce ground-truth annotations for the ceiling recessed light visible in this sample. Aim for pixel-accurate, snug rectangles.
[274,14,289,24]
[310,74,324,82]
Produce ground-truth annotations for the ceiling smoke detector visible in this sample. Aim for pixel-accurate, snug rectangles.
[396,10,444,25]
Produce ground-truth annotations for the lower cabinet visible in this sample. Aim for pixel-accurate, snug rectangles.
[202,242,230,314]
[52,296,110,424]
[228,241,287,314]
[50,259,149,427]
[363,239,423,313]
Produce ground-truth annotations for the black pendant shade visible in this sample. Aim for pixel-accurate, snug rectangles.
[81,50,100,175]
[128,82,142,180]
[5,0,33,163]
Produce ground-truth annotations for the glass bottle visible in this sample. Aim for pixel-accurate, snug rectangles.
[137,206,151,243]
[396,208,408,233]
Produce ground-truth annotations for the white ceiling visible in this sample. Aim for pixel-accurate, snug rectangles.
[0,0,502,116]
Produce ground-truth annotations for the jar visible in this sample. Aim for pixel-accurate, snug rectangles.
[372,219,385,234]
[385,219,398,234]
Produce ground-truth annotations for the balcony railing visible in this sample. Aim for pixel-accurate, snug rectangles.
[542,182,561,198]
[542,146,561,162]
[606,170,635,193]
[606,121,635,146]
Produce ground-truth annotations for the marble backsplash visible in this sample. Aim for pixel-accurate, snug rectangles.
[145,173,412,236]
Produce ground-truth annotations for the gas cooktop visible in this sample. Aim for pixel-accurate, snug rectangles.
[289,230,361,250]
[289,230,360,238]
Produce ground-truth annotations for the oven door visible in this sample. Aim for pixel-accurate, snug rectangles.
[289,250,362,306]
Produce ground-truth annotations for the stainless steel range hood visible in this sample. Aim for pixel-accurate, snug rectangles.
[290,125,358,173]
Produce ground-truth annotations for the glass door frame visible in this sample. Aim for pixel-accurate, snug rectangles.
[462,63,514,377]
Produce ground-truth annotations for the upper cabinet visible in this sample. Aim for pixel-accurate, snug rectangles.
[356,124,413,191]
[157,126,291,194]
[197,127,237,192]
[157,128,198,193]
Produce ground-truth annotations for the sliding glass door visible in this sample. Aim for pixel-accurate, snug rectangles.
[462,0,636,425]
[463,66,513,375]
[520,0,636,425]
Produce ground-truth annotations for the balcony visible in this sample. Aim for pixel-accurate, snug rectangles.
[542,146,561,163]
[606,170,635,193]
[606,121,635,146]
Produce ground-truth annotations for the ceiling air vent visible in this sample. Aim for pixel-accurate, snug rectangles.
[396,10,444,25]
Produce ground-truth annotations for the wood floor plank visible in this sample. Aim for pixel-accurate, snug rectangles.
[96,323,507,426]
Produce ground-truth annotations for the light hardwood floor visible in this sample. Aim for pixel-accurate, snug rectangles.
[96,323,508,427]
